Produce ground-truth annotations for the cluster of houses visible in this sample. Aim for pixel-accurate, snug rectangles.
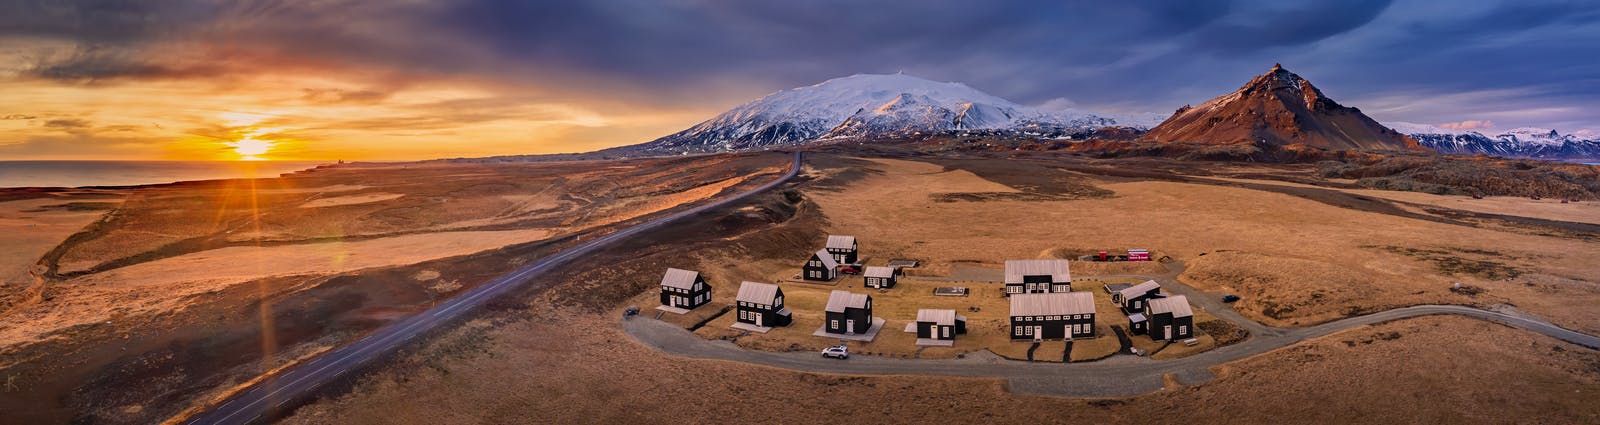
[656,235,1196,349]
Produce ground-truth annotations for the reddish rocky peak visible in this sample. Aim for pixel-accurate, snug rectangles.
[1142,64,1425,152]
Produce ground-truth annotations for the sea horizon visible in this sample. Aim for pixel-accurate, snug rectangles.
[0,160,329,189]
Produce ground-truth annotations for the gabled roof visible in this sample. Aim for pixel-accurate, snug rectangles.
[1117,280,1161,300]
[916,309,961,326]
[659,268,700,290]
[863,266,895,278]
[824,290,870,313]
[826,235,857,250]
[1147,295,1194,318]
[736,281,781,304]
[1010,292,1094,317]
[1004,259,1072,284]
[812,249,840,269]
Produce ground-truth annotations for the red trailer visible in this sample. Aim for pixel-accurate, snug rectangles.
[1128,249,1151,262]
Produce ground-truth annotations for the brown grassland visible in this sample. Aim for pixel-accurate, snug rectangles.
[3,150,1598,424]
[275,152,1598,424]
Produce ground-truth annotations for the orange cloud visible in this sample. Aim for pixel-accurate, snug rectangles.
[1438,120,1495,131]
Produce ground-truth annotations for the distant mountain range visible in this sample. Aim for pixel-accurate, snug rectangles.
[1385,123,1600,160]
[600,69,1597,161]
[615,73,1158,155]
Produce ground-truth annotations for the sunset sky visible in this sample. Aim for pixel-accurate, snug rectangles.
[2,0,1597,161]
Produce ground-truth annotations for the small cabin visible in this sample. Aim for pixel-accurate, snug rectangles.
[658,268,712,310]
[825,235,859,264]
[802,249,839,281]
[1113,280,1162,314]
[735,281,792,328]
[1003,259,1072,295]
[863,266,897,289]
[1009,291,1096,340]
[1145,295,1195,341]
[823,290,873,335]
[915,309,967,341]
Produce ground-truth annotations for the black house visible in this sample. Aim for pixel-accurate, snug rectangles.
[735,281,792,328]
[823,290,873,335]
[1144,295,1195,341]
[1113,280,1162,314]
[658,268,712,310]
[915,309,967,341]
[1004,259,1072,295]
[825,235,859,264]
[1009,292,1096,341]
[863,266,897,289]
[802,249,839,281]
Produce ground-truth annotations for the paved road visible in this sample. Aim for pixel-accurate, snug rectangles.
[624,261,1600,397]
[181,152,803,425]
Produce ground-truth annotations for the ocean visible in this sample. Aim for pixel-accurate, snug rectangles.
[0,161,326,189]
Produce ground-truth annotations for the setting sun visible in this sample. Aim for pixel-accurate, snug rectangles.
[228,137,273,160]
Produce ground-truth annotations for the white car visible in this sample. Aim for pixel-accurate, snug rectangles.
[821,345,849,359]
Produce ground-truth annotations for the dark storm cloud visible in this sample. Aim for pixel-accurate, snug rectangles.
[4,0,1599,130]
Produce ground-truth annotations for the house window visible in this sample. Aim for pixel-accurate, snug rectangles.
[1025,326,1034,336]
[1180,325,1188,335]
[1014,326,1023,336]
[830,320,839,330]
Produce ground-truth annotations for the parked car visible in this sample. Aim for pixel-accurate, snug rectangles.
[838,265,862,275]
[623,306,640,319]
[821,344,849,359]
[1221,294,1241,303]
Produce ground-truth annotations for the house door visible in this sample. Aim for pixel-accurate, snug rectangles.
[846,319,856,334]
[1163,325,1172,340]
[755,313,763,327]
[1032,326,1042,341]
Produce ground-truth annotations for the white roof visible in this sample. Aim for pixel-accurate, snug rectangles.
[736,281,780,304]
[1004,259,1071,284]
[916,309,959,326]
[813,249,840,269]
[826,235,857,250]
[824,290,870,313]
[1117,280,1161,300]
[659,268,700,290]
[1010,292,1094,317]
[1128,313,1147,323]
[1147,295,1194,318]
[863,266,895,278]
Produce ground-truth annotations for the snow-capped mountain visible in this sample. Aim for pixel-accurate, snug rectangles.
[626,73,1152,154]
[1389,122,1600,160]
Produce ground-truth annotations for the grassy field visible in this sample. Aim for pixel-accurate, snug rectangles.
[280,153,1600,424]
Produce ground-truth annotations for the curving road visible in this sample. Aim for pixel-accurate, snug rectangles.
[180,152,803,425]
[623,261,1600,398]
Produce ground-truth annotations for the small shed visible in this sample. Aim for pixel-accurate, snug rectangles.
[735,281,792,328]
[915,309,967,341]
[1003,259,1072,295]
[825,235,859,264]
[823,290,873,335]
[802,249,839,281]
[863,266,897,289]
[1113,280,1162,315]
[658,268,712,310]
[1145,295,1195,341]
[1009,291,1096,340]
